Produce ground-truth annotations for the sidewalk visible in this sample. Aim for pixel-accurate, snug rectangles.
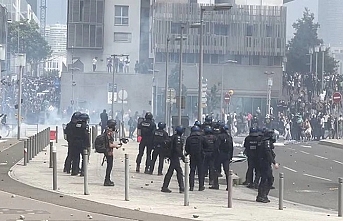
[10,139,342,221]
[319,139,343,149]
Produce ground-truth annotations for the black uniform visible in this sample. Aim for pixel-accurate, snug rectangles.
[203,133,217,185]
[256,134,275,203]
[185,131,206,191]
[136,119,156,173]
[63,121,75,173]
[243,134,261,188]
[162,134,185,192]
[100,111,108,133]
[212,131,233,189]
[70,121,90,175]
[150,129,169,175]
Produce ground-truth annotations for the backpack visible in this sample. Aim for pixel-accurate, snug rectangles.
[94,133,108,153]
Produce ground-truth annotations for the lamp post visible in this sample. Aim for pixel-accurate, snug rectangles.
[176,25,186,126]
[17,53,26,139]
[264,71,274,116]
[111,54,129,119]
[309,48,313,73]
[220,60,237,121]
[0,45,5,113]
[198,3,232,123]
[315,46,320,81]
[164,37,170,125]
[320,44,326,92]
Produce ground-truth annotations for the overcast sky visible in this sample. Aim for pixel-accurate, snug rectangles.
[44,0,319,40]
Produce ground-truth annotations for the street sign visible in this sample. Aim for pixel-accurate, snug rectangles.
[333,92,342,103]
[224,93,231,104]
[167,88,176,100]
[118,89,128,101]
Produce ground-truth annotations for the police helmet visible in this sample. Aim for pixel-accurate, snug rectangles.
[145,112,153,120]
[79,113,90,122]
[205,115,212,123]
[107,119,117,130]
[220,124,229,132]
[249,127,259,136]
[223,125,229,131]
[194,120,201,127]
[204,125,212,134]
[71,111,81,122]
[191,125,200,132]
[158,122,166,130]
[175,125,184,135]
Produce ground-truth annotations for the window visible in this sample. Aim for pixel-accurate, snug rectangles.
[114,32,132,42]
[114,5,129,25]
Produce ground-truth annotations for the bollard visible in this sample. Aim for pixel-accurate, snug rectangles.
[36,124,39,135]
[339,178,343,217]
[23,139,28,166]
[52,144,57,190]
[95,124,99,136]
[83,149,89,195]
[184,155,189,206]
[48,127,50,144]
[91,126,96,149]
[49,142,53,168]
[125,154,129,201]
[33,134,37,157]
[29,136,33,160]
[55,126,58,143]
[38,131,41,152]
[228,170,233,208]
[279,173,284,210]
[27,137,31,162]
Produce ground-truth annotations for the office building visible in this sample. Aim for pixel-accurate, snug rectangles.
[45,24,67,73]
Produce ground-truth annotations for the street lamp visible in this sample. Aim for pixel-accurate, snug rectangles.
[309,47,313,73]
[111,54,129,119]
[264,71,274,116]
[320,44,327,92]
[220,60,237,121]
[198,3,233,123]
[164,37,170,126]
[315,46,320,80]
[0,45,5,113]
[17,53,26,139]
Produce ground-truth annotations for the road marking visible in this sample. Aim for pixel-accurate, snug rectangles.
[303,173,332,182]
[314,155,328,160]
[283,166,297,173]
[288,147,296,151]
[300,150,310,155]
[295,190,319,193]
[333,160,343,165]
[274,142,285,146]
[301,145,312,148]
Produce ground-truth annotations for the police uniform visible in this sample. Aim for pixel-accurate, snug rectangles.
[150,128,169,175]
[185,128,206,191]
[136,113,156,173]
[203,130,217,185]
[161,127,185,193]
[243,129,261,188]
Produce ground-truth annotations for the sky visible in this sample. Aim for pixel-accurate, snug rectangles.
[43,0,318,40]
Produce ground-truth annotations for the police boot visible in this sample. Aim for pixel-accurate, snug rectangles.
[161,187,172,193]
[104,179,114,186]
[144,167,150,174]
[136,164,140,173]
[256,185,265,203]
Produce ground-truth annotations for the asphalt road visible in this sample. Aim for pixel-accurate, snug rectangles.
[231,137,342,211]
[0,140,192,221]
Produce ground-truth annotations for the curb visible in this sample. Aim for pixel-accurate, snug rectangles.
[319,140,343,149]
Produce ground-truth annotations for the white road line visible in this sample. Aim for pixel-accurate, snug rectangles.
[301,145,312,148]
[333,160,343,165]
[288,147,296,151]
[300,150,310,155]
[314,155,328,160]
[283,166,297,173]
[303,173,332,182]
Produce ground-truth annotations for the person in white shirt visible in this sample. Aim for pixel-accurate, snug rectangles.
[124,56,130,73]
[92,57,98,72]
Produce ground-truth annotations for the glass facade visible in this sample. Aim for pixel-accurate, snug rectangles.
[67,0,105,49]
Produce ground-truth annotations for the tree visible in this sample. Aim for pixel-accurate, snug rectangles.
[206,84,220,114]
[8,19,52,75]
[286,8,338,75]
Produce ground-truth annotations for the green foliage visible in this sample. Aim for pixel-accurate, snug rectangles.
[8,20,52,64]
[207,84,220,114]
[286,8,338,75]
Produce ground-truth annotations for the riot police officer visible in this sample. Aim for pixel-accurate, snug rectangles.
[63,111,81,173]
[243,127,261,189]
[256,129,279,203]
[185,125,206,191]
[211,125,233,190]
[150,122,169,175]
[202,115,213,129]
[161,126,185,193]
[203,125,217,186]
[136,112,156,173]
[70,113,90,176]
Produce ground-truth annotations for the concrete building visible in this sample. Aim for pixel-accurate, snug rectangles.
[318,0,343,76]
[0,0,39,23]
[45,24,67,73]
[150,1,287,118]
